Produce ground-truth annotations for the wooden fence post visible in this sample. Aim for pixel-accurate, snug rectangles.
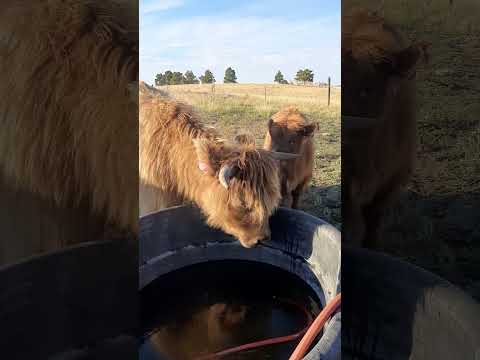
[264,87,267,106]
[327,77,331,106]
[211,83,215,103]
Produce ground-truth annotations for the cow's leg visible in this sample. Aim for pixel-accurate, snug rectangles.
[344,201,366,247]
[291,177,310,209]
[342,183,366,247]
[363,203,384,250]
[364,174,407,249]
[291,191,301,209]
[279,178,293,208]
[280,192,293,208]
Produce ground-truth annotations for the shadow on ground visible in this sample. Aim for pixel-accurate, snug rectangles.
[300,184,341,230]
[381,190,480,301]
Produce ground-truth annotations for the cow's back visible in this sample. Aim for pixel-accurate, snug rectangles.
[139,94,217,215]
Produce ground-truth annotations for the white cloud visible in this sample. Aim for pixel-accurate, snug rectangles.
[140,15,340,84]
[140,0,184,14]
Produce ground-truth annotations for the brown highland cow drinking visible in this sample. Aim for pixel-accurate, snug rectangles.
[139,93,298,248]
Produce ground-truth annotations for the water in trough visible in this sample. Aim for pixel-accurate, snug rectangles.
[140,259,322,360]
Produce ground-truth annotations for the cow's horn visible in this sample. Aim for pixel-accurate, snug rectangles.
[269,151,300,160]
[219,164,235,189]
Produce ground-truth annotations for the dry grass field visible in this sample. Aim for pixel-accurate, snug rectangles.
[158,83,341,228]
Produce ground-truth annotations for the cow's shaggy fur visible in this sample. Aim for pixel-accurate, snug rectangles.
[140,94,284,248]
[342,8,428,248]
[263,107,316,209]
[0,0,138,265]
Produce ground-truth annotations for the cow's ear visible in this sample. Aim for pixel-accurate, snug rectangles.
[193,138,223,175]
[267,118,274,134]
[392,44,422,77]
[300,123,317,137]
[268,118,281,137]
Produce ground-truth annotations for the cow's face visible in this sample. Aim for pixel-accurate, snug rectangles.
[267,118,316,154]
[194,139,297,247]
[220,197,273,248]
[342,8,428,122]
[342,55,390,119]
[342,44,423,120]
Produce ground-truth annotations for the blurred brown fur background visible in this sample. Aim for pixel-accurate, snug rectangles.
[0,0,138,266]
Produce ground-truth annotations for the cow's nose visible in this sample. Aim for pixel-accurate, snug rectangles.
[240,238,258,248]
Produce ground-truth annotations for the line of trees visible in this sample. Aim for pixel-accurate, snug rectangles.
[154,67,316,86]
[155,70,200,86]
[275,69,315,85]
[155,67,236,86]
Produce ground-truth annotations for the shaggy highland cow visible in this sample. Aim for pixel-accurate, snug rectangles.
[139,94,298,248]
[0,0,138,266]
[263,107,317,209]
[342,8,429,248]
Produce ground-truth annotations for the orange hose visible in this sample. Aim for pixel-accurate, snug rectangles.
[192,298,313,360]
[194,330,307,360]
[192,294,341,360]
[288,293,341,360]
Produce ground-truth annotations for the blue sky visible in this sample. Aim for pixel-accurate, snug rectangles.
[140,0,340,84]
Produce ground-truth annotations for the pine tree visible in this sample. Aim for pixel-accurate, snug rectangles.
[155,73,165,86]
[224,67,237,83]
[274,70,286,84]
[171,72,184,84]
[199,70,215,84]
[184,70,199,84]
[163,70,174,85]
[295,69,314,84]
